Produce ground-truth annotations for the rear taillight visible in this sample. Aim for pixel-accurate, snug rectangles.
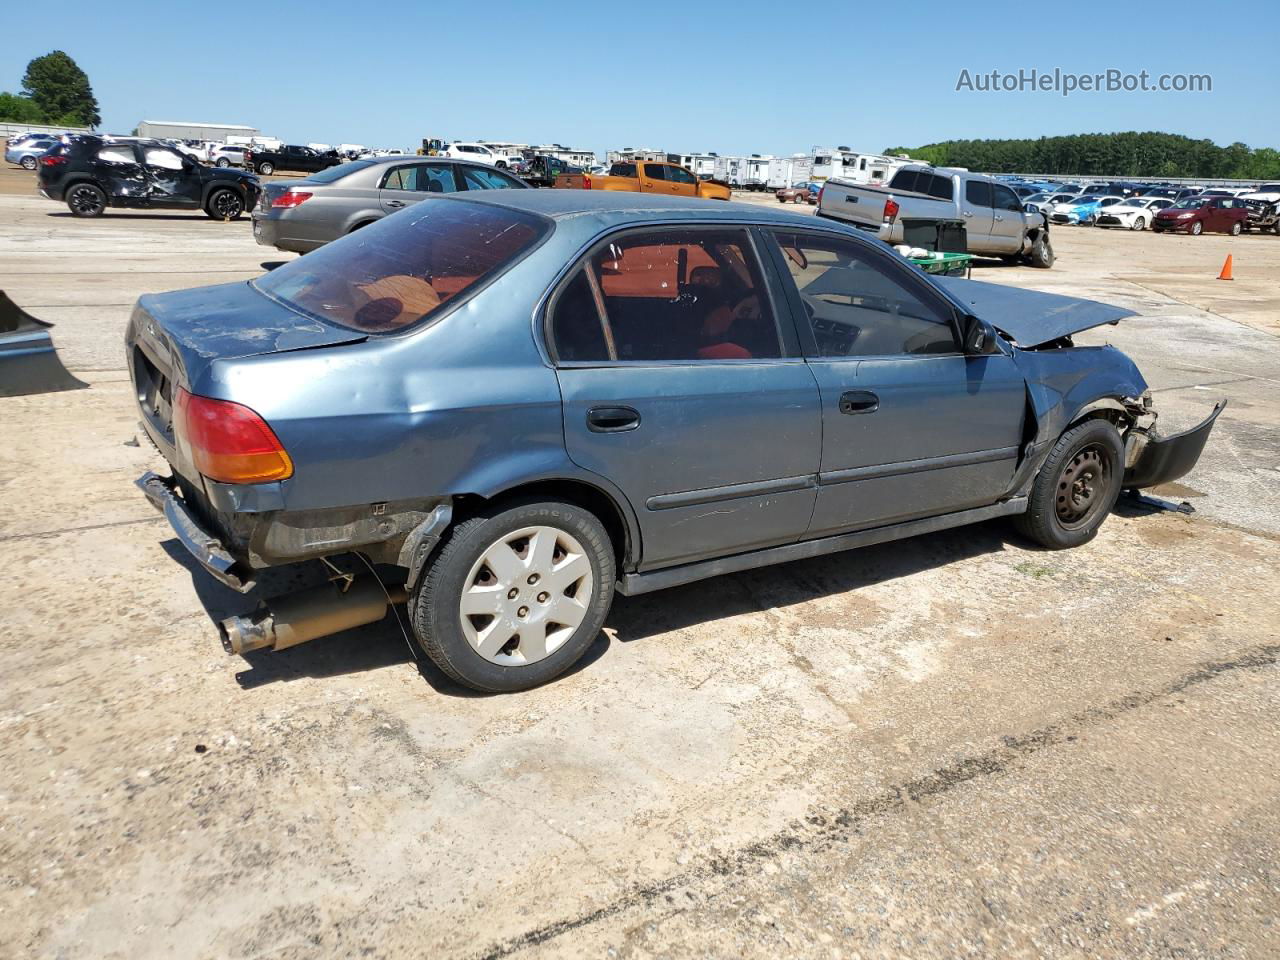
[581,175,592,190]
[271,190,313,208]
[39,155,66,167]
[175,388,293,484]
[883,198,900,224]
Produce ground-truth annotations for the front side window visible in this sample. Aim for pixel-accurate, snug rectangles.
[548,229,781,363]
[991,184,1023,211]
[772,232,957,358]
[143,147,185,170]
[641,164,667,181]
[253,200,548,333]
[460,166,522,190]
[667,166,696,185]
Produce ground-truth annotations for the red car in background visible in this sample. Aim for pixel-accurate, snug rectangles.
[1153,196,1249,235]
[776,182,819,204]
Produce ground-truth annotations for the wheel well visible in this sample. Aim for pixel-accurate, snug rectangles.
[452,480,633,573]
[347,219,378,233]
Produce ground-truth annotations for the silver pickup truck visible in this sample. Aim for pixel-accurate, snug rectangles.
[817,165,1054,268]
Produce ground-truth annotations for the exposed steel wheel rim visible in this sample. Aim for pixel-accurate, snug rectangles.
[1055,444,1110,530]
[212,190,242,218]
[459,525,593,666]
[69,185,103,214]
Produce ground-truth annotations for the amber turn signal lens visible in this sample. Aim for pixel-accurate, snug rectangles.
[175,388,293,484]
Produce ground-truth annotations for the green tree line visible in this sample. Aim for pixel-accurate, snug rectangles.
[0,51,101,129]
[885,132,1280,180]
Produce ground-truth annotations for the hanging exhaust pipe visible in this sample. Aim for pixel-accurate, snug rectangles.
[219,578,408,655]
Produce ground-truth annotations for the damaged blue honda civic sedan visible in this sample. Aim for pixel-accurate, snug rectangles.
[129,191,1223,692]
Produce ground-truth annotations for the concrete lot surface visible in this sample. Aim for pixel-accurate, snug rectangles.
[1,164,1279,959]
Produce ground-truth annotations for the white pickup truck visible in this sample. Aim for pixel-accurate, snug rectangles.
[817,164,1054,268]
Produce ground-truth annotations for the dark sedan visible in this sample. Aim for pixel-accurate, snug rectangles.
[251,156,528,253]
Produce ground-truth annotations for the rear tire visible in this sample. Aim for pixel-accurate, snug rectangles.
[66,182,107,217]
[216,157,231,167]
[412,500,616,693]
[257,161,275,175]
[20,156,37,170]
[1014,419,1124,550]
[204,187,244,220]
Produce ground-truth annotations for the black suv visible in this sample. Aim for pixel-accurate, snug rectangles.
[36,137,261,219]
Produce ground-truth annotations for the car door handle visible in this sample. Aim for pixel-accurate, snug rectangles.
[385,199,406,208]
[962,211,974,217]
[839,390,879,415]
[586,406,641,432]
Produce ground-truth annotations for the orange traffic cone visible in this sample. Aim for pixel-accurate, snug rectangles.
[1218,254,1233,281]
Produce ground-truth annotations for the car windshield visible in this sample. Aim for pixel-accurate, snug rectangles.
[1169,198,1206,209]
[1025,193,1049,202]
[253,199,549,334]
[1074,196,1102,204]
[1118,198,1145,207]
[303,160,376,184]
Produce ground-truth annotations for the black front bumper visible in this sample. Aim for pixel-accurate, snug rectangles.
[1124,401,1226,490]
[137,471,256,592]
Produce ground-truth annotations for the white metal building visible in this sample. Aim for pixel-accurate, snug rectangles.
[136,121,260,142]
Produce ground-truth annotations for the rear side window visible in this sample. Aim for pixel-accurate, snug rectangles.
[548,229,781,363]
[610,163,637,178]
[98,146,136,165]
[965,180,993,207]
[925,174,953,200]
[253,200,549,333]
[889,169,918,192]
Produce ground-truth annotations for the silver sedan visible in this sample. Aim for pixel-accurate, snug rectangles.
[251,155,528,253]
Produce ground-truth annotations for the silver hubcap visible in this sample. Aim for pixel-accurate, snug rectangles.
[460,526,593,666]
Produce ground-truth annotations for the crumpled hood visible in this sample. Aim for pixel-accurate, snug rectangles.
[933,276,1136,348]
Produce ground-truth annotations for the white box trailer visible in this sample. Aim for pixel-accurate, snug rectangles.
[762,156,793,188]
[714,156,747,188]
[742,156,772,191]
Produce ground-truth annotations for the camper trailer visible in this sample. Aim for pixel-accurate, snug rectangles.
[742,155,773,191]
[713,156,747,188]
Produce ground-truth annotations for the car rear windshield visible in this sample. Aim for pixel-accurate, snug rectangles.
[304,159,376,184]
[252,199,549,333]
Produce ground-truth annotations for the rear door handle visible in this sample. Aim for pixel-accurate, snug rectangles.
[586,405,641,432]
[839,390,879,414]
[385,199,406,208]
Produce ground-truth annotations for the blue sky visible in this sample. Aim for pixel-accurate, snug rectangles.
[3,0,1274,157]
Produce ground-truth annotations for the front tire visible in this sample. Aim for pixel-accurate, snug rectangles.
[1014,419,1124,550]
[20,156,37,170]
[205,187,244,220]
[1132,216,1146,230]
[412,500,616,692]
[1026,232,1054,268]
[66,182,107,217]
[1229,221,1242,236]
[1190,221,1203,236]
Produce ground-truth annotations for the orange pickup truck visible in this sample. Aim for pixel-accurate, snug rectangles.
[555,161,732,200]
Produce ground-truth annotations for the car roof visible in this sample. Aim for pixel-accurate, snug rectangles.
[445,188,820,226]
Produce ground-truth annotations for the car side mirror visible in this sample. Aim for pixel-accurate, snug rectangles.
[961,314,996,355]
